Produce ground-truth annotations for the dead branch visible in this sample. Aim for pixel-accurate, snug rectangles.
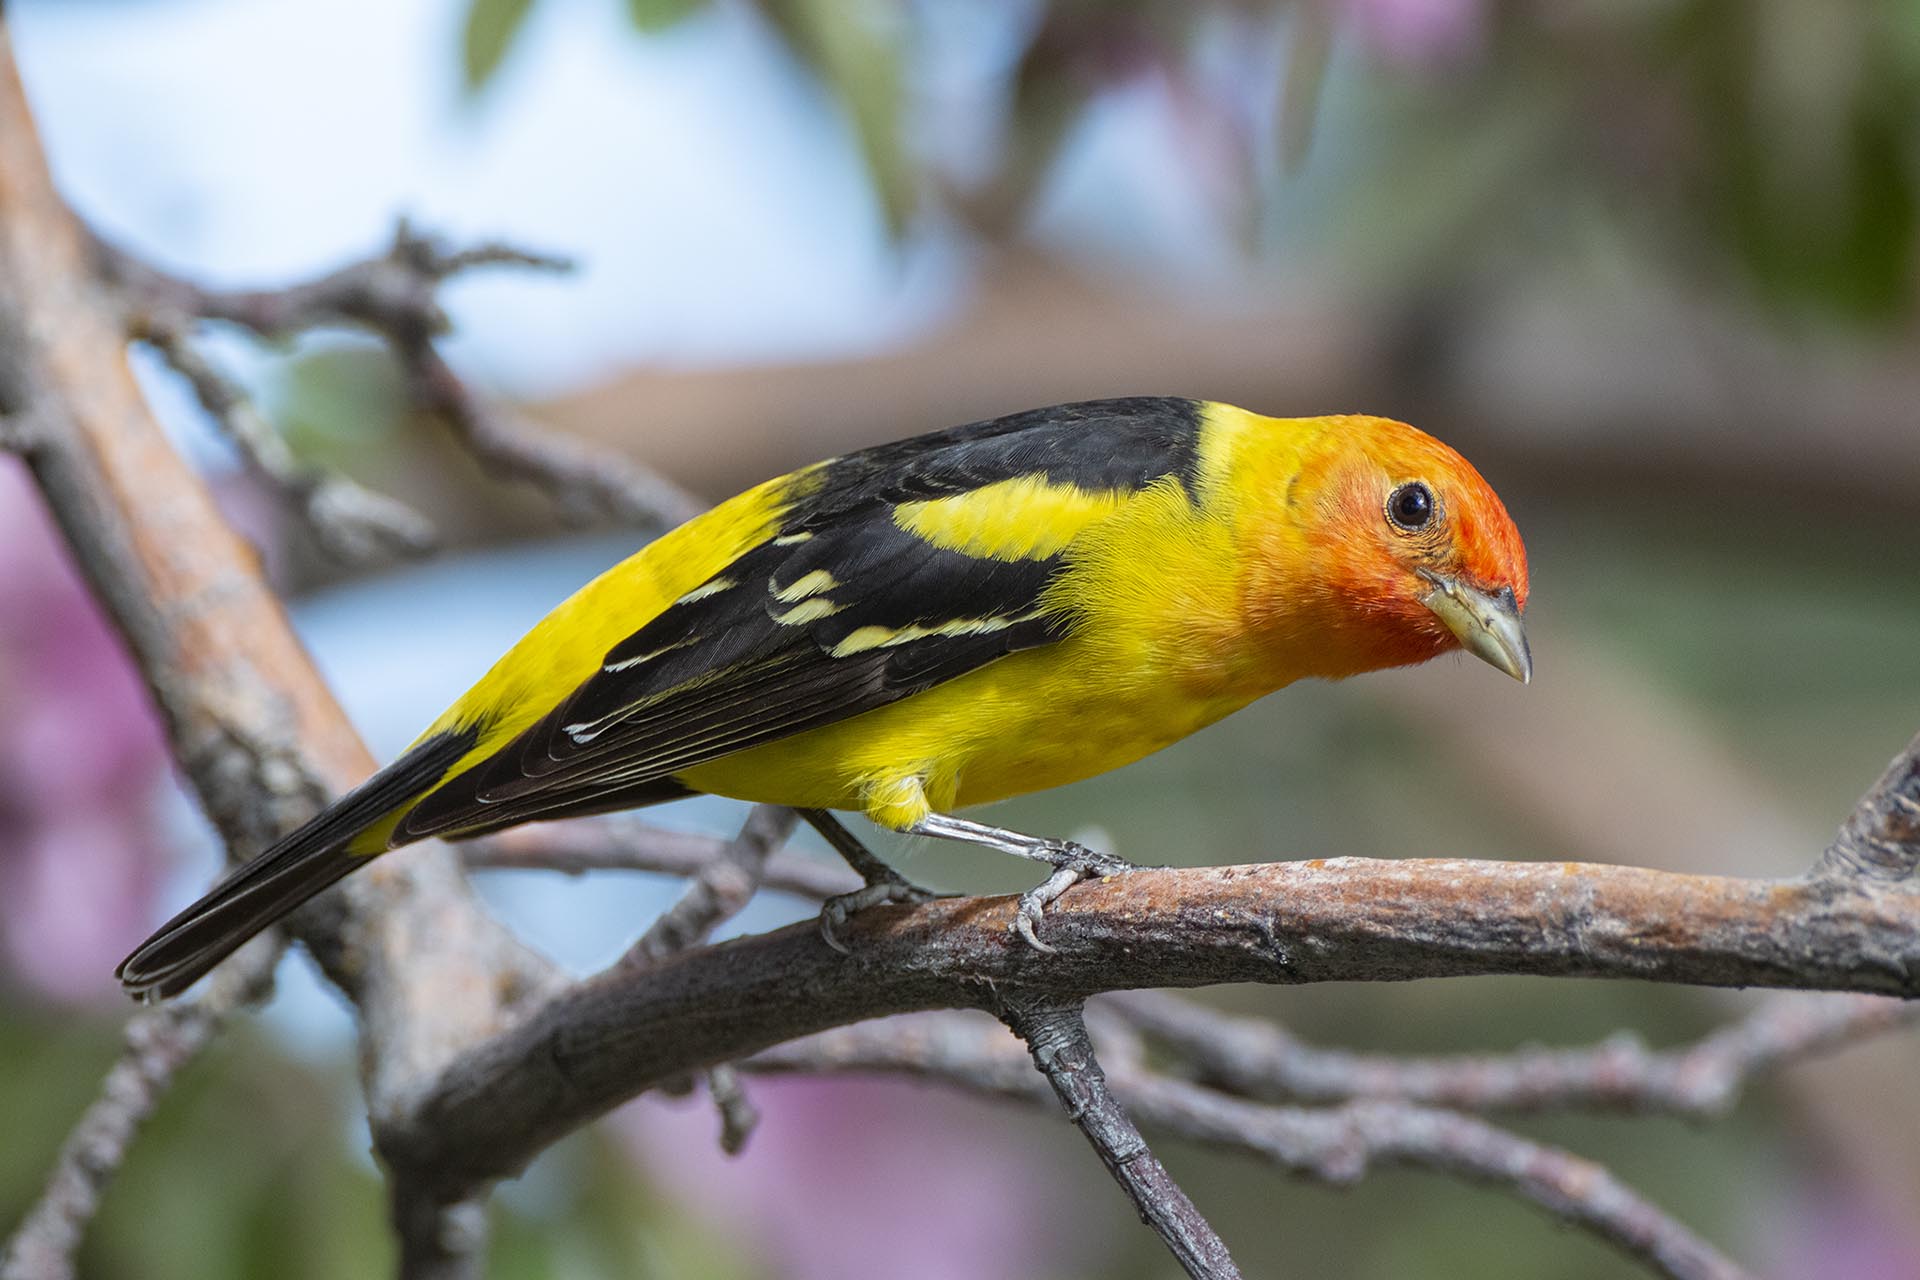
[397,339,704,527]
[380,827,1920,1207]
[4,7,1916,1274]
[1106,989,1917,1116]
[132,313,436,561]
[91,218,569,345]
[1000,997,1242,1279]
[94,218,704,530]
[746,1014,1749,1280]
[463,817,861,900]
[619,803,798,1152]
[620,805,798,969]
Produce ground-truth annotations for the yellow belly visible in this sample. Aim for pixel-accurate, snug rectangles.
[676,632,1263,830]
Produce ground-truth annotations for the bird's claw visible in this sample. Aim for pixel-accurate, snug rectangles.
[818,874,944,954]
[1013,841,1140,953]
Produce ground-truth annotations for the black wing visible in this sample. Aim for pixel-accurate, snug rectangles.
[395,397,1201,840]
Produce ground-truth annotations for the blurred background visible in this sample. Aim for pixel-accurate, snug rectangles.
[4,1,1919,1276]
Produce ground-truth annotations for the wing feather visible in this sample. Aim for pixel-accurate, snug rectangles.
[395,397,1200,841]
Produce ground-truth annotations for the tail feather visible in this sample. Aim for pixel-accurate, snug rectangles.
[115,845,362,1000]
[116,727,477,1001]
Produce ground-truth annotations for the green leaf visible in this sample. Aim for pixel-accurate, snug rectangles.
[1279,2,1335,175]
[965,36,1091,237]
[624,0,706,34]
[462,0,536,93]
[778,0,913,234]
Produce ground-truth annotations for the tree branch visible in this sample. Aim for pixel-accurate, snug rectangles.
[132,313,436,561]
[620,805,798,969]
[618,804,798,1152]
[0,29,555,1279]
[746,1013,1749,1280]
[6,2,1916,1268]
[462,816,861,900]
[1105,989,1917,1116]
[380,829,1920,1205]
[396,338,704,527]
[0,937,282,1280]
[999,997,1241,1280]
[94,219,705,530]
[1821,729,1920,882]
[90,218,569,344]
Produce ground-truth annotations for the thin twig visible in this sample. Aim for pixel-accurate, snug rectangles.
[747,1014,1750,1280]
[90,218,570,342]
[133,314,435,562]
[0,935,282,1280]
[704,1064,759,1157]
[999,996,1242,1280]
[396,339,704,527]
[1105,990,1919,1116]
[94,219,704,530]
[390,1188,489,1280]
[621,805,799,968]
[619,804,798,1154]
[463,816,860,900]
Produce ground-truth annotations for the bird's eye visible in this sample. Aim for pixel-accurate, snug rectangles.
[1386,482,1435,531]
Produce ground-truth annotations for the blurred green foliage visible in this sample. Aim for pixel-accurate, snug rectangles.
[458,0,1920,323]
[624,0,707,36]
[461,0,536,92]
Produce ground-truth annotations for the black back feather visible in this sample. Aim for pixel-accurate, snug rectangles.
[396,397,1202,841]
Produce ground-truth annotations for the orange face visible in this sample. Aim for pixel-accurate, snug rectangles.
[1253,416,1531,683]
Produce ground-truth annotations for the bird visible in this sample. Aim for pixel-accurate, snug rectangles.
[117,397,1530,1000]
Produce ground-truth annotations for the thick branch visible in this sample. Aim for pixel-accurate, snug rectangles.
[1107,990,1917,1116]
[1000,997,1241,1280]
[0,32,554,1280]
[382,853,1920,1202]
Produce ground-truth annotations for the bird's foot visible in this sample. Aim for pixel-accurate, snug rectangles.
[1013,842,1141,953]
[818,871,945,954]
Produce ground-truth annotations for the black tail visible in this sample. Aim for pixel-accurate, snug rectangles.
[116,729,475,1001]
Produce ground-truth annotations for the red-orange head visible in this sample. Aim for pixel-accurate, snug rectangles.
[1233,412,1531,684]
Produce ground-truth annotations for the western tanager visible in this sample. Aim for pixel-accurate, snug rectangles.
[119,398,1530,999]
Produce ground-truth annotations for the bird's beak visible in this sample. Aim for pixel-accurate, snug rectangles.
[1419,573,1532,684]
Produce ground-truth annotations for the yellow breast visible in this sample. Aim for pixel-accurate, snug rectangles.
[678,473,1270,829]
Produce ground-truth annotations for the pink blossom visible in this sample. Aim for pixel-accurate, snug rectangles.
[1343,0,1485,68]
[619,1048,1097,1278]
[0,459,169,1004]
[1762,1168,1920,1280]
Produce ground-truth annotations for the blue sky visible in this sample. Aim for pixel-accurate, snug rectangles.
[15,0,958,391]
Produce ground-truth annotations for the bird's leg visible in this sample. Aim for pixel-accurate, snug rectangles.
[906,813,1143,953]
[800,809,944,954]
